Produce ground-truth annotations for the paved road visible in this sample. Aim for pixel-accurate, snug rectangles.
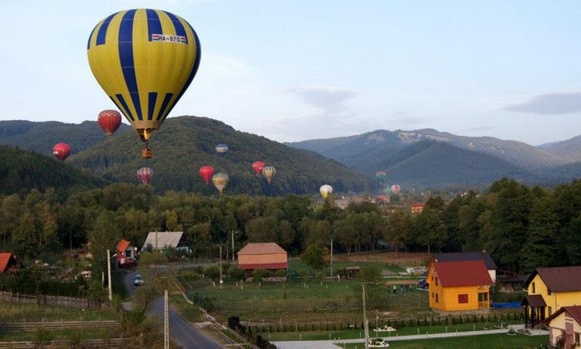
[124,271,223,349]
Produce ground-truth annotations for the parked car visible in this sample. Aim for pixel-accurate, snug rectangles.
[134,274,144,286]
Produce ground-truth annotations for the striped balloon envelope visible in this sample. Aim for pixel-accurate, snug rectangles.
[87,9,201,144]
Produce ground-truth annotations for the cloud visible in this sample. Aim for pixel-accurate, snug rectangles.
[288,86,357,113]
[505,92,581,114]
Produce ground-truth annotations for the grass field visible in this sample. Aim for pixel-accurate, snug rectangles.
[340,334,548,349]
[0,301,119,322]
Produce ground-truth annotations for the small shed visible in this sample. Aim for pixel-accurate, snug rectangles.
[237,243,288,273]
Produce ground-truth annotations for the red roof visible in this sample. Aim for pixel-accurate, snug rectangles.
[238,243,286,255]
[525,266,581,292]
[0,253,15,273]
[434,260,493,287]
[545,305,581,325]
[117,239,131,254]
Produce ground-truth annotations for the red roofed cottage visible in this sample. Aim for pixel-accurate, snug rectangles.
[0,252,20,273]
[237,243,288,273]
[427,260,493,312]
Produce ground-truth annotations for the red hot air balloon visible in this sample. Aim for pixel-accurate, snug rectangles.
[98,110,122,136]
[52,143,71,161]
[136,167,154,185]
[199,166,214,185]
[252,161,265,175]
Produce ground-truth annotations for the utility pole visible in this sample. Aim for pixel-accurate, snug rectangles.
[362,283,369,349]
[218,245,223,286]
[164,290,169,349]
[231,230,237,262]
[107,249,112,302]
[330,238,334,277]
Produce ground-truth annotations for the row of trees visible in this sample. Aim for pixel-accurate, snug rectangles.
[1,177,581,275]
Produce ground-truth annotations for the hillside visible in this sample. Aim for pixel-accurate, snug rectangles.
[0,144,107,196]
[380,141,534,188]
[287,129,567,171]
[0,117,374,195]
[0,119,132,157]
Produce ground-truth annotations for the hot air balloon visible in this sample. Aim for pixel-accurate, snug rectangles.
[98,109,122,136]
[53,143,71,161]
[212,173,229,194]
[252,161,265,175]
[199,166,214,185]
[262,166,276,184]
[136,167,154,185]
[320,184,333,199]
[215,144,228,156]
[375,171,387,183]
[390,184,401,194]
[87,9,202,159]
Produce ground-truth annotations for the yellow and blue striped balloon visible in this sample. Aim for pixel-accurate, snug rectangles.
[87,9,201,142]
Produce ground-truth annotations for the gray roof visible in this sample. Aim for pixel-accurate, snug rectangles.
[433,251,497,270]
[142,231,185,250]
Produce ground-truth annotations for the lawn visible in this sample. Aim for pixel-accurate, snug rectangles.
[341,333,548,349]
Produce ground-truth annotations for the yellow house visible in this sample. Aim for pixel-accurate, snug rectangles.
[427,260,493,312]
[521,266,581,328]
[544,306,581,348]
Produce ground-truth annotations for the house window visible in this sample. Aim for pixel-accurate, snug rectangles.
[548,307,552,317]
[478,292,488,302]
[435,277,439,286]
[435,294,439,303]
[531,282,535,293]
[575,332,580,346]
[458,294,468,304]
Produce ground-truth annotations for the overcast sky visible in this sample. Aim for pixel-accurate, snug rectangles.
[1,1,581,146]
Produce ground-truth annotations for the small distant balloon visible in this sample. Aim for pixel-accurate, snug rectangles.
[262,166,276,184]
[98,110,122,136]
[53,143,71,161]
[136,167,154,185]
[320,184,333,199]
[215,144,228,156]
[252,161,265,175]
[376,171,387,183]
[199,166,214,185]
[212,173,229,193]
[391,184,401,194]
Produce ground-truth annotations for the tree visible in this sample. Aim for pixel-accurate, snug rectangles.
[383,209,412,255]
[301,244,329,271]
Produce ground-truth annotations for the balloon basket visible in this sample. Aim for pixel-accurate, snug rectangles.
[141,148,153,159]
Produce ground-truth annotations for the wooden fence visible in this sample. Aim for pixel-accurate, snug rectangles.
[0,291,101,309]
[0,320,120,332]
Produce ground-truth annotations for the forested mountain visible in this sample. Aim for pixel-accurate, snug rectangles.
[0,144,107,196]
[286,129,581,188]
[0,119,131,157]
[0,117,373,195]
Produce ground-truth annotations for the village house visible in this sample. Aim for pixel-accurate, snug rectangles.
[0,252,20,273]
[432,251,498,283]
[544,305,581,348]
[521,266,581,328]
[237,242,288,275]
[141,231,190,253]
[116,239,137,267]
[426,259,493,312]
[410,202,425,214]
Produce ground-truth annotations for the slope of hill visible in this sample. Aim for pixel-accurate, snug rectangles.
[0,119,131,157]
[67,116,374,195]
[380,141,533,188]
[287,129,567,171]
[539,135,581,162]
[0,145,107,196]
